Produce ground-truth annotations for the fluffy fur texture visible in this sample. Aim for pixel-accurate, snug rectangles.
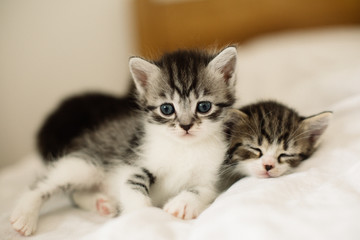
[10,47,238,236]
[37,90,139,161]
[220,100,332,189]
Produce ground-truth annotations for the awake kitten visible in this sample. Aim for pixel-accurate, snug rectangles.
[10,47,238,236]
[221,100,332,188]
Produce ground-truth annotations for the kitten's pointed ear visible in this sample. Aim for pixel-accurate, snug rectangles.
[129,57,160,95]
[301,111,333,147]
[208,46,238,84]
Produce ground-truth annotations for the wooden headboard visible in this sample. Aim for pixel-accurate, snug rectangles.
[133,0,360,58]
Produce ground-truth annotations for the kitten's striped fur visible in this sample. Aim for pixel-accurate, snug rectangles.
[11,47,238,236]
[221,100,332,188]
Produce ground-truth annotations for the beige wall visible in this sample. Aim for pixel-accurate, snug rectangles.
[0,0,136,167]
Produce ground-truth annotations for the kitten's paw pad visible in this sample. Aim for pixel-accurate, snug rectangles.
[163,197,201,220]
[164,204,196,220]
[10,209,38,236]
[96,198,118,217]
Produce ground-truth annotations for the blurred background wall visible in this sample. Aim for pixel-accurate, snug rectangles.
[0,0,136,167]
[1,0,359,167]
[134,0,360,58]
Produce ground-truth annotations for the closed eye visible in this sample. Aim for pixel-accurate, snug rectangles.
[249,147,263,158]
[278,153,295,162]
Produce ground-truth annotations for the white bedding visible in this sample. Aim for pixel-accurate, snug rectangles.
[1,27,360,240]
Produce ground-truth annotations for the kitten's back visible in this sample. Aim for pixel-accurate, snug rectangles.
[37,91,139,161]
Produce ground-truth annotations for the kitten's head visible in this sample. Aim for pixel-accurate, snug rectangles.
[129,47,238,143]
[226,101,332,178]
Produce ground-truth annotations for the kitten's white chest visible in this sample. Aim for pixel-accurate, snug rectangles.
[141,132,226,207]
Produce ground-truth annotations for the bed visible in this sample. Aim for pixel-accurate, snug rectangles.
[1,26,360,240]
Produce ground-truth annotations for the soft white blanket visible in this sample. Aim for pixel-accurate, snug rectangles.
[1,27,360,240]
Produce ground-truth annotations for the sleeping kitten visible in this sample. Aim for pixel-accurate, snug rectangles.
[220,100,332,188]
[10,47,238,236]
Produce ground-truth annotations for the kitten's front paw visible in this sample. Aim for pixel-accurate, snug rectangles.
[10,207,38,236]
[163,193,205,220]
[96,198,118,217]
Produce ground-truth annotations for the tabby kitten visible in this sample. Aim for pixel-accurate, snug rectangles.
[221,100,332,187]
[10,47,238,236]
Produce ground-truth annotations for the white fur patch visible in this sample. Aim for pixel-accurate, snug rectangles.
[164,191,207,220]
[10,156,103,236]
[107,165,153,214]
[10,191,41,236]
[141,121,225,209]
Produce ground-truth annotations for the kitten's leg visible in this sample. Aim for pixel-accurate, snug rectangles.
[111,166,155,214]
[10,156,102,236]
[71,190,119,217]
[69,165,155,217]
[163,186,217,220]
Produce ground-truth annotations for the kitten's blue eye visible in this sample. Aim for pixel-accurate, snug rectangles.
[160,103,175,115]
[197,101,212,113]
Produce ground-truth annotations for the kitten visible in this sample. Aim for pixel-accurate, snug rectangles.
[10,47,238,236]
[220,100,332,189]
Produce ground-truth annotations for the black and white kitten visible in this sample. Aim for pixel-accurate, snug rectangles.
[10,47,238,236]
[221,100,332,189]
